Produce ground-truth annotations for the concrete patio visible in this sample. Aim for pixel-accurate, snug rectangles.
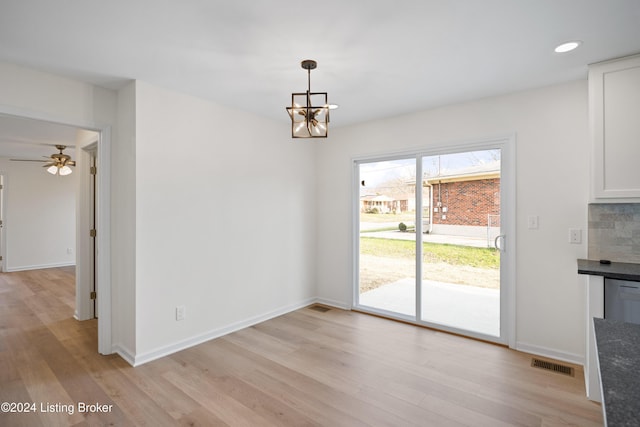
[359,278,500,337]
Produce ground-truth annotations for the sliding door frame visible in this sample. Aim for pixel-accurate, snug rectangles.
[352,135,516,348]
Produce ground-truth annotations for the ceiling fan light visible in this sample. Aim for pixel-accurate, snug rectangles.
[59,165,73,176]
[47,165,59,175]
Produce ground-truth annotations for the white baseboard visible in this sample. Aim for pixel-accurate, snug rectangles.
[112,343,136,366]
[516,341,585,366]
[6,262,75,272]
[132,297,318,366]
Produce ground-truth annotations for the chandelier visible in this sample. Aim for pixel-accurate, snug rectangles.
[286,59,336,138]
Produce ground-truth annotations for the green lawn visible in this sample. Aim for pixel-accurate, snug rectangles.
[359,237,499,269]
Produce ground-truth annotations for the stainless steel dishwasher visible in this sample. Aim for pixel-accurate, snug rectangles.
[605,279,640,325]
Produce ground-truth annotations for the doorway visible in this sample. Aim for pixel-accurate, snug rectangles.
[0,109,112,354]
[354,137,515,345]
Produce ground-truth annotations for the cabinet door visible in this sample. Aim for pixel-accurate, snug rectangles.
[590,54,640,200]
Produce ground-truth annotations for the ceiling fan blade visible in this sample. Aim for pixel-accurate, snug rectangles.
[10,145,75,174]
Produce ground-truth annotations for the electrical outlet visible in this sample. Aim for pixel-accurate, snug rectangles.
[569,229,582,244]
[67,248,73,254]
[176,305,186,321]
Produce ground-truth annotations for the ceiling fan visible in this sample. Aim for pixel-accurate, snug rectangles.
[10,144,76,176]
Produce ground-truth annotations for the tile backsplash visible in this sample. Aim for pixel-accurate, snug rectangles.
[588,203,640,263]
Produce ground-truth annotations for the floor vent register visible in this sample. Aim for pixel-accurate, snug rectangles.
[308,305,331,313]
[531,358,574,377]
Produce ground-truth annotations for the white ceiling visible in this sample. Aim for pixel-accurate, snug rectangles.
[0,115,79,159]
[1,0,640,157]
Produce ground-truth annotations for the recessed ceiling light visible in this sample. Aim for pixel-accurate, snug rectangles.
[554,41,582,53]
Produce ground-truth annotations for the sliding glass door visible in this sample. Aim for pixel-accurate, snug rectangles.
[418,150,501,337]
[357,158,416,318]
[355,142,511,343]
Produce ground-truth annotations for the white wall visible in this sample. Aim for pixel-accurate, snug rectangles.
[0,158,77,271]
[133,81,317,361]
[316,81,590,362]
[0,62,116,127]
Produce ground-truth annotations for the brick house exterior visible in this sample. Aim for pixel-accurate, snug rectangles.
[427,172,500,228]
[361,193,415,214]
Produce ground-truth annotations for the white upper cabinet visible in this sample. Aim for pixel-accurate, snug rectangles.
[589,54,640,201]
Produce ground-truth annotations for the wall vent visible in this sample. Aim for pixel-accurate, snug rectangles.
[531,358,574,377]
[308,305,331,313]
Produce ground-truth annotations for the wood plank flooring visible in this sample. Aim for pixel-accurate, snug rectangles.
[1,267,603,426]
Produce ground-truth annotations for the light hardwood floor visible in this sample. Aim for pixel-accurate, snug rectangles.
[1,267,602,426]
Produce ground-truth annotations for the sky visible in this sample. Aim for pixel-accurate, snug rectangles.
[360,149,500,193]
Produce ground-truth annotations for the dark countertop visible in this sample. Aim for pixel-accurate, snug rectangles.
[578,259,640,282]
[593,318,640,426]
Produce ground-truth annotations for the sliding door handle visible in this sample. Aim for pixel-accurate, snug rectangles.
[494,234,505,252]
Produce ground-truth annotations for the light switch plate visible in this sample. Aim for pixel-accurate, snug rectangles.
[527,215,539,229]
